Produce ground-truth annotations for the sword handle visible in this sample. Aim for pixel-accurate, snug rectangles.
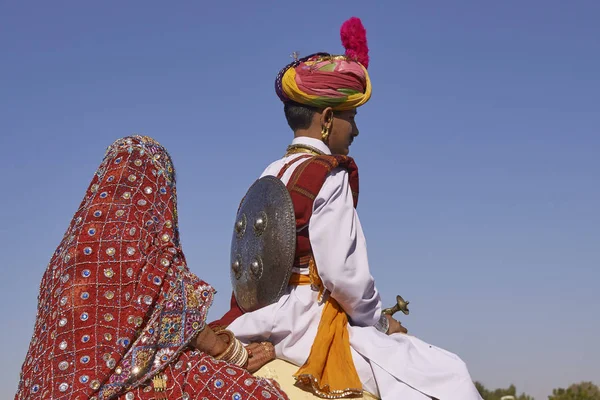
[382,295,410,316]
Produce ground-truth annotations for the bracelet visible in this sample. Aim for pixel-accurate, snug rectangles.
[227,338,248,367]
[375,313,390,334]
[214,330,236,360]
[214,329,249,367]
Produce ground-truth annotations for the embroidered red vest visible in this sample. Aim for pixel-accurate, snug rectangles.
[209,155,359,328]
[285,155,359,265]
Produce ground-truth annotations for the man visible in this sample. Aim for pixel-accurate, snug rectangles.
[213,17,482,400]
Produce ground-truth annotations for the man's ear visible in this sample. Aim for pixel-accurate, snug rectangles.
[320,107,334,130]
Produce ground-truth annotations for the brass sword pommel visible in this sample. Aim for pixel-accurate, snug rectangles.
[382,295,410,316]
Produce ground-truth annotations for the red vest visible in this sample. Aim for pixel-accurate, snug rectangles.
[209,155,359,328]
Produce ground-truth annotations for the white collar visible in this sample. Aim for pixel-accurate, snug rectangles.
[290,136,331,155]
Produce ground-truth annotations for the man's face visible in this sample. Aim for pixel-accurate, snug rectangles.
[328,109,359,156]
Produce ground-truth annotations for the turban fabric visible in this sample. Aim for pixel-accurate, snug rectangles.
[275,17,372,111]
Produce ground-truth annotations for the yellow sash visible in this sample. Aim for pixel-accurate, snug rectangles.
[289,257,362,398]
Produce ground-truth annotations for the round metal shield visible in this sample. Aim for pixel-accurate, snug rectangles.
[230,175,296,312]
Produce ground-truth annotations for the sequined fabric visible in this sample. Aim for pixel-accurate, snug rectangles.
[15,136,288,400]
[112,351,288,400]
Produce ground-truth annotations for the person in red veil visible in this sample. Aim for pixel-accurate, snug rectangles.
[14,135,288,400]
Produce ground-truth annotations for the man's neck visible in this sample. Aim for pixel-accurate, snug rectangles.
[293,130,322,141]
[289,136,331,155]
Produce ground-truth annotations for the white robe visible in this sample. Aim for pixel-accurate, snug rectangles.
[227,137,482,400]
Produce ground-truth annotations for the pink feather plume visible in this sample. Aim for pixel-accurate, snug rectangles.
[340,17,369,69]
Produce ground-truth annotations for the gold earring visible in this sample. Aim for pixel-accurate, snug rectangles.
[321,126,330,143]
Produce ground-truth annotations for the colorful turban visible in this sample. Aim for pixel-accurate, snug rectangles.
[275,17,372,111]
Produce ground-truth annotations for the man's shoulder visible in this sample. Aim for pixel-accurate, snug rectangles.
[292,155,356,180]
[259,158,287,179]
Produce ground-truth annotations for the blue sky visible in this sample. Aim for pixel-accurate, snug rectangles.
[1,1,598,399]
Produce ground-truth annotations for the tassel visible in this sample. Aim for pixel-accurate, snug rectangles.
[152,374,168,400]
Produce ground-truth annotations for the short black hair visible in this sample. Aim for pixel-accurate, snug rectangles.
[283,102,318,132]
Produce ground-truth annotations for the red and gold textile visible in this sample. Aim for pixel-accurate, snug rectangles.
[15,136,288,400]
[285,155,359,260]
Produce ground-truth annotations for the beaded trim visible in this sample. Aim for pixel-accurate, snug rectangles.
[285,143,326,157]
[295,373,363,399]
[214,329,249,367]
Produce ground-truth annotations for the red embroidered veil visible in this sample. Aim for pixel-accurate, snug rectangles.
[15,136,288,400]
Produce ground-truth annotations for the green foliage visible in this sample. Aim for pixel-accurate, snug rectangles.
[548,382,600,400]
[475,381,534,400]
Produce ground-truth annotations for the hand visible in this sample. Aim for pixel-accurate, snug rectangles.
[385,314,408,335]
[244,341,276,373]
[192,326,228,357]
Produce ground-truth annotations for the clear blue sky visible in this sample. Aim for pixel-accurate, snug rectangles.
[1,1,598,399]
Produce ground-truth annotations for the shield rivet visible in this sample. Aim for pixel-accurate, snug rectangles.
[250,257,263,279]
[235,214,247,238]
[231,258,242,279]
[253,211,268,236]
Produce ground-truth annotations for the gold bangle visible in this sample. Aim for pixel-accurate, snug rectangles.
[230,340,246,366]
[214,329,249,367]
[214,330,236,360]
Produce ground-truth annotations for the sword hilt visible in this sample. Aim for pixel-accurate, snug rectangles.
[382,295,410,316]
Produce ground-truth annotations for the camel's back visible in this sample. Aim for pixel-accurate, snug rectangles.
[254,359,380,399]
